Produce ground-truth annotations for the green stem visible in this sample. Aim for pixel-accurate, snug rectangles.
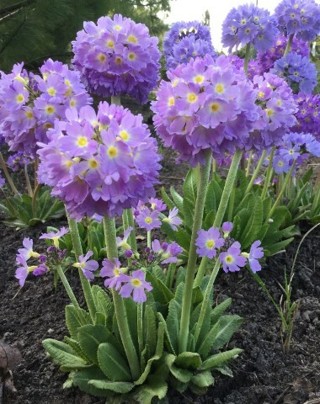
[213,150,243,228]
[245,151,253,177]
[147,231,152,249]
[66,210,96,321]
[0,152,19,195]
[123,209,137,252]
[261,147,275,200]
[194,259,220,345]
[178,151,212,353]
[56,264,80,309]
[103,216,141,380]
[284,33,294,56]
[244,43,251,74]
[24,164,33,196]
[245,149,267,195]
[111,95,121,105]
[194,150,243,288]
[31,183,40,217]
[267,162,295,220]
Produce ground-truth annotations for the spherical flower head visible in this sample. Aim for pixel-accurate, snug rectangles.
[293,94,320,138]
[250,72,297,150]
[71,15,161,103]
[164,21,216,70]
[220,241,247,273]
[222,4,279,52]
[73,251,99,281]
[0,59,91,158]
[272,52,317,94]
[37,102,161,220]
[151,55,261,165]
[275,0,320,41]
[196,227,225,259]
[119,270,152,303]
[256,34,310,74]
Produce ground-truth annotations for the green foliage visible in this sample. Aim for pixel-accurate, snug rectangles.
[0,186,65,228]
[0,0,170,71]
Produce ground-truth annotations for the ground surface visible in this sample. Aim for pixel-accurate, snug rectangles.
[1,151,320,404]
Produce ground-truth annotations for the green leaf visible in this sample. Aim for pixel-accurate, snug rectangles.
[200,348,243,371]
[191,370,214,388]
[65,304,92,339]
[71,366,112,397]
[211,315,243,350]
[42,339,89,370]
[170,186,184,213]
[165,354,193,383]
[133,378,168,404]
[146,271,174,305]
[144,305,157,358]
[166,299,181,353]
[210,298,232,324]
[97,343,131,382]
[158,313,176,355]
[175,352,202,370]
[88,379,134,393]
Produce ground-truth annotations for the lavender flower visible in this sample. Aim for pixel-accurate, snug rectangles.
[135,207,161,231]
[37,102,161,220]
[151,239,183,264]
[72,251,99,281]
[15,255,32,287]
[40,227,69,248]
[275,0,320,41]
[119,270,152,303]
[196,227,225,259]
[0,59,91,158]
[272,52,317,94]
[100,258,127,290]
[152,55,261,165]
[163,21,216,70]
[222,4,279,52]
[247,240,264,272]
[18,237,40,260]
[220,242,247,273]
[116,227,133,250]
[162,207,182,231]
[72,15,161,103]
[222,221,233,238]
[293,94,320,138]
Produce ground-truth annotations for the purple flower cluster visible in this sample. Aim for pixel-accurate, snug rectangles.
[163,21,216,70]
[272,52,317,94]
[196,224,264,273]
[275,0,320,41]
[256,34,309,74]
[72,15,161,103]
[152,55,261,165]
[293,94,320,139]
[0,60,91,158]
[134,198,182,231]
[249,72,297,150]
[101,259,152,303]
[222,4,279,52]
[273,132,320,174]
[37,103,161,220]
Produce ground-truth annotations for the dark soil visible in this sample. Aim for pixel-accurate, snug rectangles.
[1,154,320,404]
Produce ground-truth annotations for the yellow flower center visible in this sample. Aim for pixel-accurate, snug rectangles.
[106,39,115,48]
[214,83,225,94]
[258,91,265,99]
[194,74,205,84]
[25,110,33,119]
[114,24,122,31]
[45,105,55,115]
[47,87,56,96]
[131,278,142,287]
[88,158,99,169]
[210,102,221,113]
[16,93,25,104]
[65,79,71,87]
[205,239,215,249]
[128,52,136,61]
[266,108,274,117]
[225,255,234,264]
[168,96,175,106]
[115,56,123,65]
[107,145,118,158]
[187,92,198,103]
[97,53,107,63]
[119,130,130,141]
[76,136,88,147]
[144,217,152,224]
[69,98,77,107]
[127,34,138,43]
